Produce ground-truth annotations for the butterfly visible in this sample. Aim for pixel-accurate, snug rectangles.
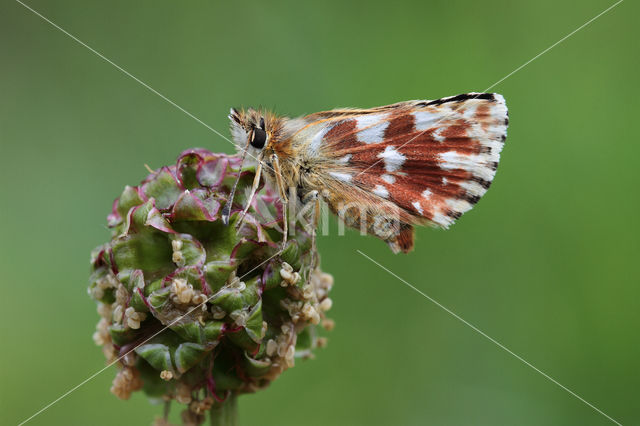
[223,92,508,253]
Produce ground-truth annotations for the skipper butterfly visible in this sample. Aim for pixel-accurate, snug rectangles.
[223,93,508,253]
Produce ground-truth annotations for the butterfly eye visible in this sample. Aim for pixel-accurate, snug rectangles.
[250,127,267,149]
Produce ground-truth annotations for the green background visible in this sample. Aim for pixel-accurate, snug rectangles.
[1,0,638,425]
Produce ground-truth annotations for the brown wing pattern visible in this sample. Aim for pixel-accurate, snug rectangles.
[313,93,508,229]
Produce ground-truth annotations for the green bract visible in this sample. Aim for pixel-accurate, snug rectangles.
[89,149,333,424]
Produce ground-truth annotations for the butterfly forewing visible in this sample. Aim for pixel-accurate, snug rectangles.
[308,93,508,229]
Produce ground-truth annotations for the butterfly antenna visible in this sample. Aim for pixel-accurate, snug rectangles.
[222,136,252,225]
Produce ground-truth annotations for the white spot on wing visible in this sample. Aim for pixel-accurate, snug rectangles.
[377,146,406,172]
[486,126,507,146]
[462,104,478,119]
[355,113,389,144]
[489,94,508,121]
[329,171,352,182]
[381,174,395,184]
[309,124,334,155]
[432,211,452,228]
[446,198,472,214]
[438,151,495,181]
[336,154,352,164]
[412,110,442,131]
[459,181,486,197]
[422,189,432,199]
[432,127,446,142]
[412,201,424,215]
[373,185,389,198]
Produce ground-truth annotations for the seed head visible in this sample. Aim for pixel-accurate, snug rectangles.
[88,150,334,420]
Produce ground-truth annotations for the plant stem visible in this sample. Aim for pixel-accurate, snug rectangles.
[210,393,238,426]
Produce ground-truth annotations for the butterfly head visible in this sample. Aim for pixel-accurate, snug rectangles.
[229,107,276,155]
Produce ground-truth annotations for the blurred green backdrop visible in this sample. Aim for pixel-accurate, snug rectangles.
[1,0,638,425]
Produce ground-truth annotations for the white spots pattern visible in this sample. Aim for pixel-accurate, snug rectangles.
[329,171,352,182]
[431,211,452,228]
[309,124,334,155]
[412,201,424,215]
[377,146,406,172]
[438,151,495,181]
[432,127,446,142]
[373,185,389,199]
[462,104,478,119]
[446,198,472,214]
[381,174,396,184]
[307,94,509,232]
[336,154,352,164]
[492,94,507,119]
[459,181,486,197]
[412,110,442,131]
[355,113,389,144]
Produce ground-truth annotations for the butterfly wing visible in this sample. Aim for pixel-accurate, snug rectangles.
[307,93,507,228]
[284,93,507,252]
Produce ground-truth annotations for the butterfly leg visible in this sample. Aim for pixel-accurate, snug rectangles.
[221,137,251,226]
[300,190,321,275]
[270,153,289,249]
[235,161,263,232]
